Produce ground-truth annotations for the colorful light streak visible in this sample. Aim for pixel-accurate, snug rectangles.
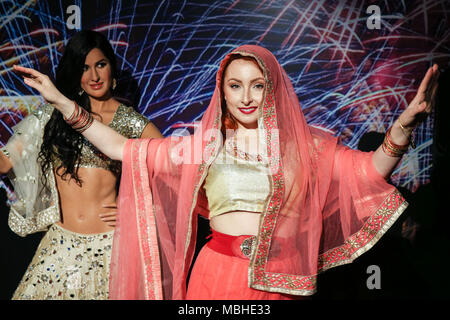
[0,0,449,193]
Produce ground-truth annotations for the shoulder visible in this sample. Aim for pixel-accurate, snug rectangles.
[110,104,150,138]
[115,104,148,120]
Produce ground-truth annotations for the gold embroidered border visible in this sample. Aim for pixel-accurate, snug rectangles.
[215,48,287,295]
[132,139,163,299]
[227,49,287,294]
[184,48,272,272]
[250,188,408,296]
[317,189,408,271]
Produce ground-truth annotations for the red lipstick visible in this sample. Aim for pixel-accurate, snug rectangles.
[89,82,103,90]
[238,107,258,114]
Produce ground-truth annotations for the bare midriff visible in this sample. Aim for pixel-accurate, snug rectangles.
[55,166,117,234]
[210,211,260,236]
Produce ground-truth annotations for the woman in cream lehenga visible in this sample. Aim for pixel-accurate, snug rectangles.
[0,30,162,300]
[14,45,439,300]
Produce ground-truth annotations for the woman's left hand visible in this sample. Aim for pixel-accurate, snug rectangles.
[398,64,440,130]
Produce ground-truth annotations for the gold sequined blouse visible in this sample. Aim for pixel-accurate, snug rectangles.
[52,104,149,176]
[204,144,271,219]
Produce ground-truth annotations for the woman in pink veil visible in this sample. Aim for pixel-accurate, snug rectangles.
[15,44,439,299]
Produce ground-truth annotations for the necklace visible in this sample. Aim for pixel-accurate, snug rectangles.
[226,135,263,162]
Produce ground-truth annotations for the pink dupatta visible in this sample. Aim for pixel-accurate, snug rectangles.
[109,45,408,299]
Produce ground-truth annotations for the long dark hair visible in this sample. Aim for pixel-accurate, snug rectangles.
[38,30,118,186]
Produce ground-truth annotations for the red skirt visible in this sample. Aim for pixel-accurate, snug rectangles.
[186,229,304,300]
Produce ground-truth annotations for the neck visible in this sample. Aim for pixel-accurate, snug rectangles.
[88,95,114,114]
[235,127,259,138]
[232,128,261,155]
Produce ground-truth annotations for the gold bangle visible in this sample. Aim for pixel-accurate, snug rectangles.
[398,119,416,149]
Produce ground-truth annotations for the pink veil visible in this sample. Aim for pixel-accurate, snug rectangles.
[109,45,407,299]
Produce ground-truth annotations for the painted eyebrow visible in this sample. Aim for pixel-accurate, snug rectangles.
[84,58,108,66]
[227,77,265,83]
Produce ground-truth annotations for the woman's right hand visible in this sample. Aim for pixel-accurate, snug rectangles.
[14,65,127,161]
[13,65,73,116]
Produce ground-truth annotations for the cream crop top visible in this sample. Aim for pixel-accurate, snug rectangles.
[203,143,271,219]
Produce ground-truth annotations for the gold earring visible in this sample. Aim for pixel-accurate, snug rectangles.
[112,78,117,90]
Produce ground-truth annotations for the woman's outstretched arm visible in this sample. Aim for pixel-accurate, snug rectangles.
[14,65,128,161]
[372,64,440,178]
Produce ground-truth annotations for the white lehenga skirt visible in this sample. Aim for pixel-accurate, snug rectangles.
[12,224,114,300]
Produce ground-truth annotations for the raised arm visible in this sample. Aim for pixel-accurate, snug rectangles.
[372,64,440,178]
[14,65,128,161]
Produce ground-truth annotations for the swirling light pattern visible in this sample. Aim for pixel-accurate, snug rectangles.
[1,0,449,193]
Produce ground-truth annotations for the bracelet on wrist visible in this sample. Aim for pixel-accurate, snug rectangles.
[64,101,94,133]
[398,119,416,149]
[382,127,410,157]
